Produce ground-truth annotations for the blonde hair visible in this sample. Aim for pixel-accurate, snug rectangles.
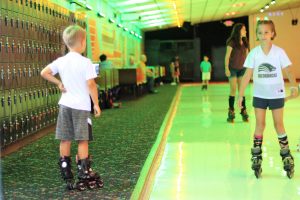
[62,25,86,48]
[256,20,277,40]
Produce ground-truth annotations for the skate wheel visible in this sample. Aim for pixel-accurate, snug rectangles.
[287,170,294,179]
[66,182,74,190]
[87,181,96,189]
[76,182,87,191]
[96,180,104,188]
[254,168,262,179]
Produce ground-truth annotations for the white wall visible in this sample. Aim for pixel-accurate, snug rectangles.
[248,6,300,78]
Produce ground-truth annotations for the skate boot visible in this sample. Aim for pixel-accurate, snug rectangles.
[58,156,74,190]
[76,156,104,191]
[280,148,294,179]
[240,109,249,122]
[227,109,235,123]
[251,147,262,178]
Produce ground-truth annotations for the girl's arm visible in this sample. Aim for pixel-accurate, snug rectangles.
[224,46,232,77]
[237,68,253,108]
[283,65,299,99]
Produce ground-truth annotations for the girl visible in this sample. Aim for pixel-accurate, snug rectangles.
[224,23,249,122]
[238,20,298,178]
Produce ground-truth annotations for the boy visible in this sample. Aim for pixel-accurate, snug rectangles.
[200,55,212,90]
[41,25,103,190]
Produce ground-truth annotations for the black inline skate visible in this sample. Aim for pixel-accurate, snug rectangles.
[76,156,104,191]
[251,147,262,178]
[280,148,294,179]
[240,109,249,122]
[227,109,235,123]
[58,156,74,190]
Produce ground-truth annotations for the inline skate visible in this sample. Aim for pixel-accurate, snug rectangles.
[58,156,74,190]
[227,109,235,123]
[76,156,104,191]
[251,147,262,178]
[240,109,249,122]
[280,148,294,179]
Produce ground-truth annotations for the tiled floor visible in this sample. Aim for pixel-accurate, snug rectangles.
[149,84,300,200]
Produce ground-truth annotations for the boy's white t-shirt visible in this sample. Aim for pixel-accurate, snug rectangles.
[243,44,291,99]
[49,52,97,111]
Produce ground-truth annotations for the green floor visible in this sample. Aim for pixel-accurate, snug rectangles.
[149,84,300,200]
[1,85,177,199]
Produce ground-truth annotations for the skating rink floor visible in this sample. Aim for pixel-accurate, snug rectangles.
[146,84,300,200]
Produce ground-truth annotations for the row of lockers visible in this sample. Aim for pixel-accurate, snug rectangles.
[0,37,63,63]
[0,86,60,117]
[0,10,85,41]
[1,104,59,149]
[0,64,53,89]
[0,0,85,25]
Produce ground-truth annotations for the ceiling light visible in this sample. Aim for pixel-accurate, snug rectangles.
[109,18,115,23]
[85,4,92,10]
[265,4,270,9]
[123,27,129,31]
[97,12,105,18]
[117,24,123,28]
[271,0,276,5]
[260,8,264,12]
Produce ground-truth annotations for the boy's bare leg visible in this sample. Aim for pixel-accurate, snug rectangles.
[77,140,89,159]
[60,140,72,157]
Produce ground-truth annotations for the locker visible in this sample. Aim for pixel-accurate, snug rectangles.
[24,18,29,39]
[19,14,25,38]
[0,9,4,36]
[2,118,9,147]
[0,0,8,9]
[17,65,22,88]
[0,65,4,90]
[5,64,12,90]
[4,37,9,63]
[15,39,21,62]
[22,64,27,87]
[21,40,26,62]
[11,65,17,89]
[7,0,13,11]
[9,38,15,63]
[27,64,32,87]
[25,39,32,62]
[7,10,14,37]
[0,119,4,149]
[0,37,5,62]
[3,10,8,36]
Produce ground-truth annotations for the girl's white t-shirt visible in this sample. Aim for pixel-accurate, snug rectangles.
[243,44,291,99]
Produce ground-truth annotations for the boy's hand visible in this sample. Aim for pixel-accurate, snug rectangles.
[93,105,101,117]
[58,82,67,93]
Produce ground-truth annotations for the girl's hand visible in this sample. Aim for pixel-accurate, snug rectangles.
[225,68,231,77]
[237,96,243,109]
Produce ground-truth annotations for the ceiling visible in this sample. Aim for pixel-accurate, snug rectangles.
[107,0,300,31]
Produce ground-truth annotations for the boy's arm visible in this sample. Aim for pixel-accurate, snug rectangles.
[238,68,253,108]
[87,79,101,117]
[41,66,66,92]
[283,65,299,98]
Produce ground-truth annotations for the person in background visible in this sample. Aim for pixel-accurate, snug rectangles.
[200,55,212,90]
[138,54,157,93]
[99,54,113,70]
[224,23,249,123]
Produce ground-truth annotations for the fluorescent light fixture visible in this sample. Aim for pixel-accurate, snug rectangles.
[139,36,142,39]
[97,12,105,18]
[120,3,167,13]
[135,33,139,37]
[271,0,276,5]
[85,4,92,10]
[113,0,152,7]
[130,31,135,35]
[109,18,115,23]
[260,8,264,12]
[123,27,129,31]
[117,23,123,28]
[265,4,270,9]
[139,9,171,16]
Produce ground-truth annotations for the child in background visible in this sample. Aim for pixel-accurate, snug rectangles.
[200,55,212,90]
[238,20,298,178]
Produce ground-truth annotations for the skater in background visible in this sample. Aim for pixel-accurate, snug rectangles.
[200,55,212,90]
[224,23,249,122]
[99,54,113,70]
[41,25,103,190]
[238,20,298,178]
[170,56,181,85]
